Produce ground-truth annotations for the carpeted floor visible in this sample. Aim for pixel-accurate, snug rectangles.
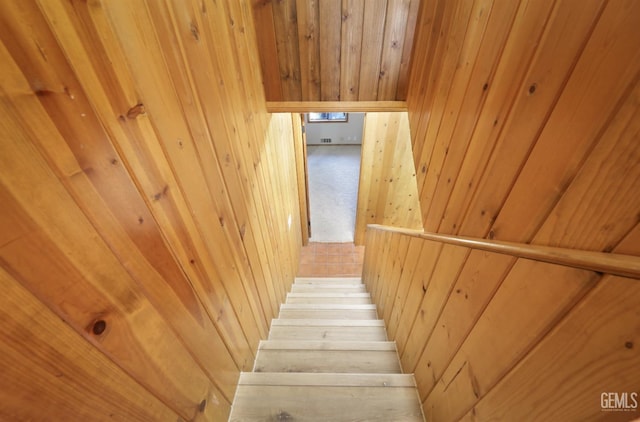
[307,145,361,243]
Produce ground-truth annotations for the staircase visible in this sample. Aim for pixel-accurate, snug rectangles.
[229,277,425,421]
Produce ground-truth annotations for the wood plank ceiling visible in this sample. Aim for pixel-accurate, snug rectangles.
[252,0,420,101]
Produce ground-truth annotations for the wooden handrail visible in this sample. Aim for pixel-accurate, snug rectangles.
[367,224,640,279]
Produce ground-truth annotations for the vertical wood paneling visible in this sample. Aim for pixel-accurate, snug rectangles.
[273,0,302,100]
[364,226,640,421]
[0,268,182,422]
[460,274,640,422]
[486,1,640,243]
[319,0,342,100]
[0,34,242,399]
[426,0,557,233]
[164,0,277,324]
[340,0,365,101]
[408,250,516,381]
[409,0,640,243]
[0,114,227,419]
[386,236,424,338]
[222,0,297,308]
[381,235,412,322]
[396,0,421,99]
[115,0,268,343]
[378,0,412,99]
[410,0,473,171]
[406,0,442,131]
[361,0,640,419]
[252,0,419,101]
[0,0,303,420]
[358,0,388,100]
[295,0,321,100]
[445,0,606,235]
[354,112,423,245]
[251,0,283,100]
[417,0,520,231]
[424,261,597,421]
[532,81,640,250]
[395,242,468,358]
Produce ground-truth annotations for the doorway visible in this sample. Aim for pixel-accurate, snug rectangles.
[304,113,364,243]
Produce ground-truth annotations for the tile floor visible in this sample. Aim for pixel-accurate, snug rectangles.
[297,242,365,277]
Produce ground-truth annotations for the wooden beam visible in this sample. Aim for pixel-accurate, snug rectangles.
[266,101,407,112]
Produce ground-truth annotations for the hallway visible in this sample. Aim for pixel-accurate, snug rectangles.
[229,277,424,421]
[307,145,361,243]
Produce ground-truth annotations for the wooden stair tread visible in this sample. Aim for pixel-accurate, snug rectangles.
[278,309,378,319]
[238,372,415,386]
[286,296,371,304]
[268,325,387,341]
[253,349,401,373]
[287,292,370,298]
[258,340,397,351]
[295,277,363,284]
[271,319,384,327]
[281,304,377,310]
[230,373,423,421]
[292,282,365,287]
[286,292,371,306]
[230,385,424,421]
[291,285,366,293]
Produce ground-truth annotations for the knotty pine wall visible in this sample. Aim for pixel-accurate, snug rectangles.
[407,0,640,244]
[0,1,302,421]
[251,0,420,101]
[361,0,640,420]
[355,112,423,245]
[364,227,640,421]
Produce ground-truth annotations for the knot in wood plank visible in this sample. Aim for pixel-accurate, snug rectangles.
[126,103,146,119]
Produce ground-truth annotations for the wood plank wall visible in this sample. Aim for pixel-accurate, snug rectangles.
[361,0,640,419]
[355,112,423,245]
[251,0,420,101]
[407,0,640,244]
[364,227,640,421]
[0,1,302,421]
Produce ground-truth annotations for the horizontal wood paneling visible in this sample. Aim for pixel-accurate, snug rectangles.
[0,1,302,421]
[365,0,640,419]
[355,112,423,244]
[251,0,421,101]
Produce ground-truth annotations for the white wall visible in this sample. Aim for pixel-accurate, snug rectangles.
[304,113,364,145]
